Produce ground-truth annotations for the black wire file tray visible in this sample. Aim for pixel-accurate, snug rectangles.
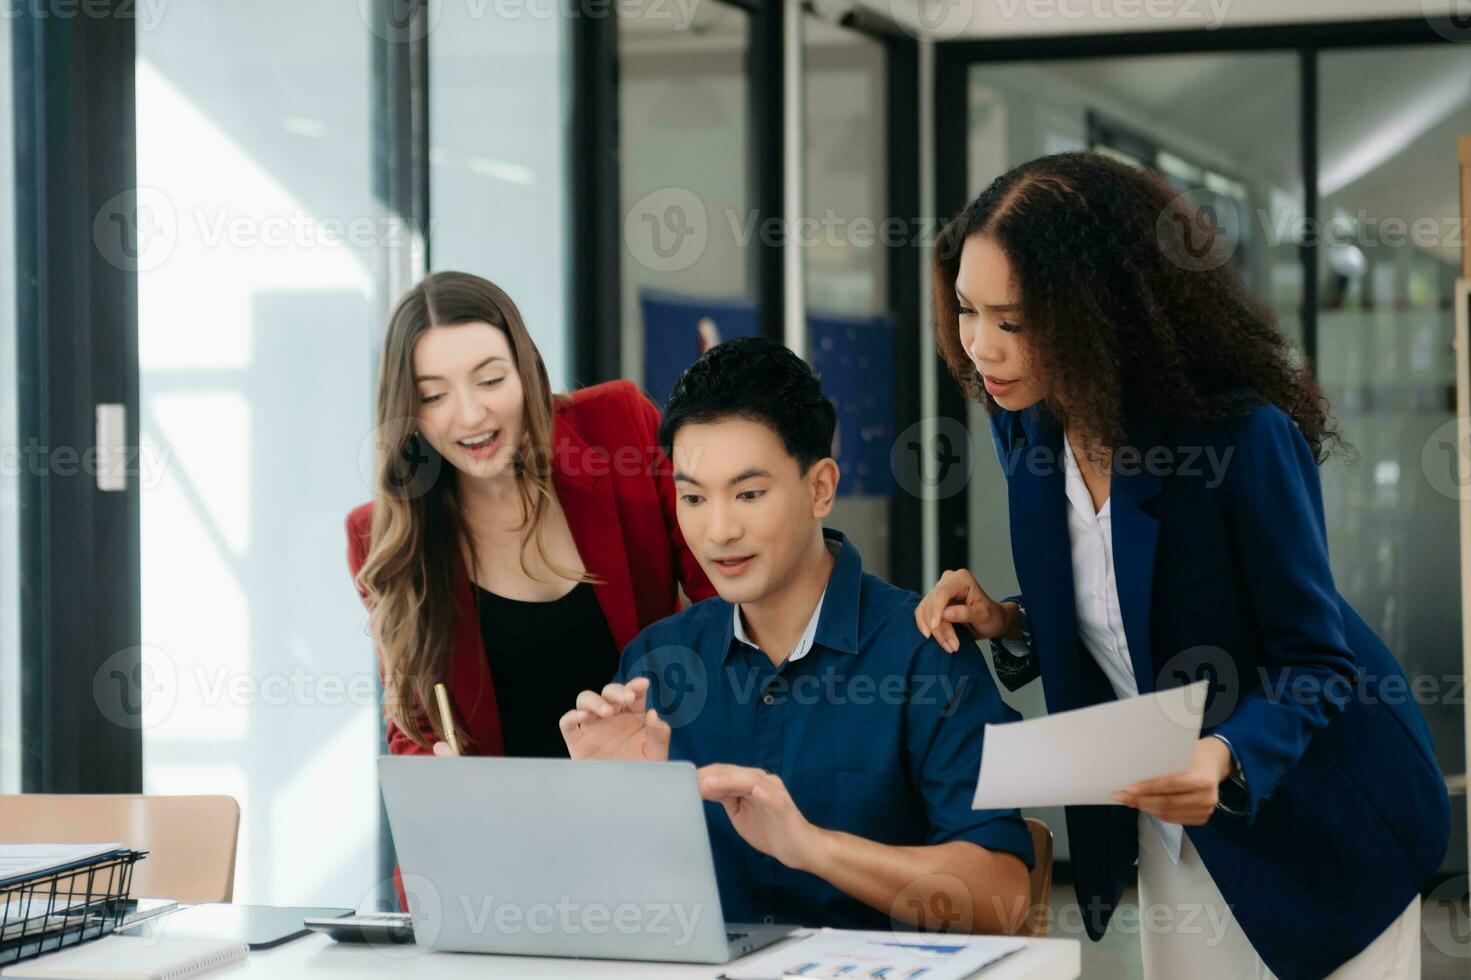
[0,847,147,965]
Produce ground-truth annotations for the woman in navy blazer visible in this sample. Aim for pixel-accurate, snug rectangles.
[916,153,1449,979]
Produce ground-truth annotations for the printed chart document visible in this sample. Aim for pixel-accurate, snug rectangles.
[972,680,1208,809]
[722,929,1026,980]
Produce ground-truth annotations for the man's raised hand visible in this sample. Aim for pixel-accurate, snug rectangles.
[559,677,671,761]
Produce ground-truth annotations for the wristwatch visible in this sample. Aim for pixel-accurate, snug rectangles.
[988,597,1040,692]
[1209,733,1249,816]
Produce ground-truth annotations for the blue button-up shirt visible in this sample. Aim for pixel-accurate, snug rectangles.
[614,528,1034,929]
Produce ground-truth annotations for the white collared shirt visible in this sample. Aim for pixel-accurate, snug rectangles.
[1061,436,1183,864]
[731,537,839,664]
[733,587,826,664]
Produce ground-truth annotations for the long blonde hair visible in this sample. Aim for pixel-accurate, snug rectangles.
[355,271,593,749]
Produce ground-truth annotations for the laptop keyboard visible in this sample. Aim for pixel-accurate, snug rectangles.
[726,931,748,941]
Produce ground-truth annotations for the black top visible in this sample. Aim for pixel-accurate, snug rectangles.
[474,580,620,758]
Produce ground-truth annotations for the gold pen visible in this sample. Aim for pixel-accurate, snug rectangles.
[434,682,462,756]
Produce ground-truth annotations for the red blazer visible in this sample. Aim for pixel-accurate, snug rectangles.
[346,379,716,756]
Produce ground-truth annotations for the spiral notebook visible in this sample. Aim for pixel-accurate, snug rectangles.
[0,935,247,979]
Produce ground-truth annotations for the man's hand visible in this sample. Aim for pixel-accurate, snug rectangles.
[697,764,824,872]
[699,764,1031,934]
[559,677,671,761]
[1111,736,1234,826]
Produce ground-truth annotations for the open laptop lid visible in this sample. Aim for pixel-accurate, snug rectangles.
[377,756,733,963]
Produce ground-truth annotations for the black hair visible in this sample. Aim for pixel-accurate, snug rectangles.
[659,336,837,474]
[932,151,1341,461]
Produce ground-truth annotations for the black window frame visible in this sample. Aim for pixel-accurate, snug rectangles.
[14,0,142,795]
[571,0,790,387]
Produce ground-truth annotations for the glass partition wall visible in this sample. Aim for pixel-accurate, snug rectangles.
[802,15,895,580]
[1315,44,1470,846]
[618,0,755,402]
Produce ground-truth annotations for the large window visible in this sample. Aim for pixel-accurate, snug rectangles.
[1316,45,1469,861]
[803,15,894,580]
[136,3,381,906]
[618,0,754,403]
[431,0,571,390]
[0,10,17,794]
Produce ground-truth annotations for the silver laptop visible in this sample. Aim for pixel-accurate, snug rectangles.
[377,756,794,964]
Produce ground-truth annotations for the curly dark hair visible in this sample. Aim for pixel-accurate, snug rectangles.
[932,151,1344,462]
[659,336,837,473]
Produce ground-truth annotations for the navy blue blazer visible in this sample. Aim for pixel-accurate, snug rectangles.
[987,399,1449,980]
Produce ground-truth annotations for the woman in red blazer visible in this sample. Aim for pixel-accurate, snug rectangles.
[346,270,714,765]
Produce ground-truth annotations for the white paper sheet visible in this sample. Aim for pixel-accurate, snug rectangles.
[0,844,124,883]
[0,844,128,943]
[972,680,1209,809]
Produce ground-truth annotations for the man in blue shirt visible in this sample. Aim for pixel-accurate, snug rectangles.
[559,337,1033,932]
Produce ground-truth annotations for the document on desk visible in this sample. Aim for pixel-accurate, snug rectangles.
[0,843,130,940]
[0,843,125,884]
[972,680,1209,809]
[721,928,1026,980]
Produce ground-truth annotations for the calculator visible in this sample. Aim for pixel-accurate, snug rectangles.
[303,911,416,945]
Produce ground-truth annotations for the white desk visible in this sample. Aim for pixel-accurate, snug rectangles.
[235,930,1081,979]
